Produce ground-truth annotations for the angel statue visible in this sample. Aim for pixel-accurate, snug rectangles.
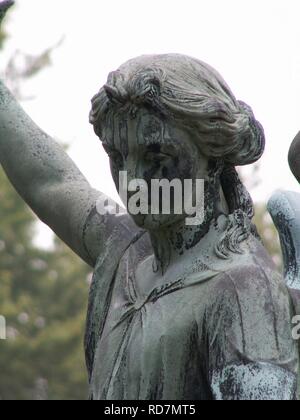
[0,1,299,400]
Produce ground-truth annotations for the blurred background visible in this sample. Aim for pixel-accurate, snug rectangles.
[0,0,299,400]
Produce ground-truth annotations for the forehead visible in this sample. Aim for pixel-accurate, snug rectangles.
[104,107,170,150]
[136,109,166,146]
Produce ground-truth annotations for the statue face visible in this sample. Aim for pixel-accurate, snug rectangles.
[104,107,209,230]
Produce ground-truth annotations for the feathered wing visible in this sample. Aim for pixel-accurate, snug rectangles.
[267,132,300,303]
[268,190,300,291]
[268,134,300,399]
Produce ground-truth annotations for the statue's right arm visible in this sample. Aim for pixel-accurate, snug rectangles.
[0,1,142,268]
[0,80,128,267]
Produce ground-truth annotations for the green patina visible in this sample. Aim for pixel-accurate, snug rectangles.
[0,0,299,400]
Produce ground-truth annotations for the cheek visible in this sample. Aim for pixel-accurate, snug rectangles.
[159,157,182,180]
[178,145,208,181]
[164,152,197,182]
[143,161,164,183]
[141,152,197,183]
[177,154,195,180]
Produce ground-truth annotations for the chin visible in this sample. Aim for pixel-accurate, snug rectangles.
[129,212,186,231]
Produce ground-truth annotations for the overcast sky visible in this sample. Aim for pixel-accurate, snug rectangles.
[2,0,300,244]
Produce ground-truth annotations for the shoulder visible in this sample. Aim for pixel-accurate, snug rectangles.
[84,211,150,379]
[206,237,289,313]
[202,256,295,369]
[82,197,146,267]
[207,255,290,328]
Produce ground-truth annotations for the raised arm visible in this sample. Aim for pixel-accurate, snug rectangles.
[0,79,100,265]
[0,1,137,267]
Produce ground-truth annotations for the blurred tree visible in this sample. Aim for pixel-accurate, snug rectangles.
[4,37,64,98]
[254,203,283,271]
[238,166,283,271]
[0,169,90,400]
[0,10,7,49]
[0,9,90,400]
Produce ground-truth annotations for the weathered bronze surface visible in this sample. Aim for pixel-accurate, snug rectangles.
[0,1,299,400]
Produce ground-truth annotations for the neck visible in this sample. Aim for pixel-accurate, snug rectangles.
[150,183,228,276]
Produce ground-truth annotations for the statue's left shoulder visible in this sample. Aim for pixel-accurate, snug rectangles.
[202,258,299,399]
[202,260,298,383]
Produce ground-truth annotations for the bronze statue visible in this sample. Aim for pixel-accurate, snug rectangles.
[0,1,299,400]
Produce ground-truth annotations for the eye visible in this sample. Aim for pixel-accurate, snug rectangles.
[142,118,162,144]
[145,151,171,164]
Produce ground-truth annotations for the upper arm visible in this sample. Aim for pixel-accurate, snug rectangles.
[205,265,299,400]
[34,182,102,266]
[79,193,142,267]
[211,362,297,400]
[36,182,141,267]
[0,81,141,266]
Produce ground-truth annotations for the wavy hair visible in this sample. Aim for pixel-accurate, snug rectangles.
[89,54,265,258]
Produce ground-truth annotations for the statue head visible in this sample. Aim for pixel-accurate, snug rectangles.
[90,54,265,256]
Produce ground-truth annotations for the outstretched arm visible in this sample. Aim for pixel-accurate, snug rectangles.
[0,1,134,267]
[0,81,103,265]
